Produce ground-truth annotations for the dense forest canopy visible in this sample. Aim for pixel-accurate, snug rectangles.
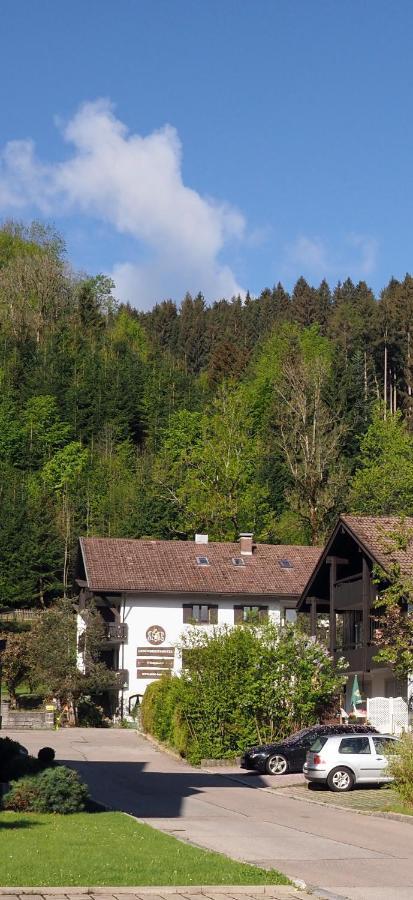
[1,220,413,610]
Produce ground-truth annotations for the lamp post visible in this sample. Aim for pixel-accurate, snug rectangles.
[0,638,6,729]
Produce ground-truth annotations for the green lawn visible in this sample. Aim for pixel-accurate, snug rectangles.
[0,811,289,887]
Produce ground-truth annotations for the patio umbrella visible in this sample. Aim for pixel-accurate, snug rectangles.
[351,674,362,706]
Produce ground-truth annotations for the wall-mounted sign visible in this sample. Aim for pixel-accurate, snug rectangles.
[136,658,172,669]
[137,640,174,680]
[137,668,173,678]
[146,625,166,645]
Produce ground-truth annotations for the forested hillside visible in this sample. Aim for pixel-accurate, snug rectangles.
[1,220,413,610]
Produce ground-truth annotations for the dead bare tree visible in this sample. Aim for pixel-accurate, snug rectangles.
[275,354,346,545]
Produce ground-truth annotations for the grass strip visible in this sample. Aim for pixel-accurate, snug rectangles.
[0,811,289,887]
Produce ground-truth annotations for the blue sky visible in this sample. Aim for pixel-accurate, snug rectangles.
[0,1,412,308]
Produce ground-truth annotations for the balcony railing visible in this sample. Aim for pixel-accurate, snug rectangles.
[103,622,128,643]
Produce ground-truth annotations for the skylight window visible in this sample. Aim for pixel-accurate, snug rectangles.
[232,557,245,567]
[279,558,293,569]
[196,556,210,566]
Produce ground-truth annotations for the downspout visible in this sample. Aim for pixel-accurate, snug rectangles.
[120,592,126,719]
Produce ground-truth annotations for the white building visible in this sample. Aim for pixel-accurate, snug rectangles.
[75,533,320,714]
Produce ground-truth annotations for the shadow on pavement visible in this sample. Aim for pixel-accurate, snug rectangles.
[60,758,268,819]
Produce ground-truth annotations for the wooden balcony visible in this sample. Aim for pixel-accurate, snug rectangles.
[333,644,383,673]
[103,622,128,644]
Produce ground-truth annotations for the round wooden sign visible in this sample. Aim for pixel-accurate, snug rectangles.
[146,625,166,645]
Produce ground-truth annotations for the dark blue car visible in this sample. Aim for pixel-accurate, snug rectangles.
[240,723,378,775]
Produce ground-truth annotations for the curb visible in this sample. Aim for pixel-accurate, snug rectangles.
[138,730,187,765]
[208,768,413,824]
[201,768,304,789]
[270,789,413,824]
[0,888,313,897]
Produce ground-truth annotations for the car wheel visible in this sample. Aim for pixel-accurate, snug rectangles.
[266,753,288,775]
[327,767,355,792]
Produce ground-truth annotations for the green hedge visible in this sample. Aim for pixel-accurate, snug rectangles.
[141,676,189,754]
[141,623,346,764]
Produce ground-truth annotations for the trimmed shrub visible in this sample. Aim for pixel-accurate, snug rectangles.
[3,777,39,812]
[77,698,110,728]
[0,736,27,766]
[387,733,413,807]
[141,680,160,735]
[3,753,41,782]
[0,737,30,782]
[37,746,56,766]
[1,743,56,783]
[141,676,184,747]
[4,765,89,813]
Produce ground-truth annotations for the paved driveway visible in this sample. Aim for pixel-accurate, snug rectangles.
[5,728,413,900]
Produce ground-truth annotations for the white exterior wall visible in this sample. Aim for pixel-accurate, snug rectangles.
[119,593,283,704]
[76,613,86,673]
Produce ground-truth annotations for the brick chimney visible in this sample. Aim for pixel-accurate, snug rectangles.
[239,533,253,555]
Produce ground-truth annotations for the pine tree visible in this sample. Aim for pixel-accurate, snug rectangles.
[290,277,318,326]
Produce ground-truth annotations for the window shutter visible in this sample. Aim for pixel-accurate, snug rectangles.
[209,606,218,624]
[259,606,269,622]
[183,604,193,623]
[234,606,243,624]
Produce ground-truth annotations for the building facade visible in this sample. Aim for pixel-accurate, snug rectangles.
[297,514,413,730]
[75,533,320,713]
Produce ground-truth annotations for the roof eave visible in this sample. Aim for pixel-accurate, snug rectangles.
[297,515,392,612]
[340,516,391,575]
[78,537,91,588]
[87,586,302,598]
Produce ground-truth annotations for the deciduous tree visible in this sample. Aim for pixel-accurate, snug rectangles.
[275,328,346,543]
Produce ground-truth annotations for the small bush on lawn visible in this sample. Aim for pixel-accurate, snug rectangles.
[2,753,41,782]
[37,746,56,767]
[2,744,56,783]
[0,737,27,766]
[387,733,413,807]
[4,766,90,813]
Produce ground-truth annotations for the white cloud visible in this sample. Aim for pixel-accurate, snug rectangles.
[0,99,246,308]
[346,233,378,277]
[285,233,378,281]
[287,236,330,272]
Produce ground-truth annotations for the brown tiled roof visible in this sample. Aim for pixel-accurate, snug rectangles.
[341,515,413,577]
[79,537,321,597]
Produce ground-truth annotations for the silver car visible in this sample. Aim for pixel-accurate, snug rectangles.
[303,732,399,792]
